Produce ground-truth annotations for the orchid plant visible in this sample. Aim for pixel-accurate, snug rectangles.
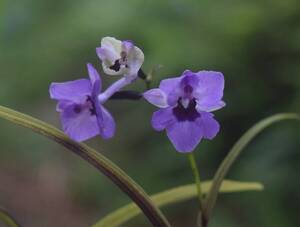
[0,37,299,227]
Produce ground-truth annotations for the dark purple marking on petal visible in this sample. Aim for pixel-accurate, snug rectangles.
[184,84,193,94]
[86,96,97,116]
[73,104,82,114]
[87,63,101,95]
[109,60,121,72]
[60,104,99,142]
[172,98,200,122]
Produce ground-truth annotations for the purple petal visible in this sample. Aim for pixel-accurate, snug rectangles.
[56,100,72,112]
[194,71,225,112]
[196,100,226,113]
[122,40,134,53]
[61,104,99,142]
[96,37,121,63]
[125,46,144,78]
[96,47,118,63]
[143,89,169,108]
[166,120,203,153]
[151,107,176,131]
[50,79,91,102]
[159,77,181,106]
[180,70,200,89]
[97,105,116,139]
[196,112,220,139]
[159,77,181,95]
[87,63,101,96]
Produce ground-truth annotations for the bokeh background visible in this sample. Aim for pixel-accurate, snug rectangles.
[1,0,300,226]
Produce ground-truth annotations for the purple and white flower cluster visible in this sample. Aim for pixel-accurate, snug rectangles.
[50,37,144,142]
[50,37,225,153]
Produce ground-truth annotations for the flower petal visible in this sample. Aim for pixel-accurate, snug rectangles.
[151,107,176,131]
[166,120,203,153]
[97,37,124,76]
[61,104,99,142]
[122,40,134,53]
[143,89,169,108]
[196,112,220,139]
[87,63,101,97]
[125,45,144,78]
[180,70,200,90]
[97,37,122,63]
[97,105,116,139]
[159,77,181,106]
[49,79,91,102]
[56,100,72,112]
[196,100,226,112]
[97,37,122,76]
[194,71,225,112]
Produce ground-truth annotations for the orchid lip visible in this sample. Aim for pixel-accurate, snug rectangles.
[173,98,200,122]
[180,98,190,109]
[109,60,121,72]
[86,96,97,115]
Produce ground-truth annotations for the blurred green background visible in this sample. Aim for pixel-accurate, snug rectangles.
[1,0,300,226]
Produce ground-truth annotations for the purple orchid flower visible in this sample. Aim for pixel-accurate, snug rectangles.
[96,37,144,79]
[49,64,115,142]
[144,70,225,153]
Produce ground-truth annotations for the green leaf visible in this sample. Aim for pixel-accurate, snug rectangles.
[0,207,20,227]
[0,105,170,227]
[204,113,300,221]
[93,180,263,227]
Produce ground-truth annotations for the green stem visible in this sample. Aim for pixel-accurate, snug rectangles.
[188,153,208,227]
[0,105,170,227]
[187,153,203,209]
[0,207,20,227]
[204,113,300,223]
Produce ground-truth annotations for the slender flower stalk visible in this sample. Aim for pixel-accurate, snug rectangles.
[188,153,209,227]
[188,153,204,209]
[98,77,133,104]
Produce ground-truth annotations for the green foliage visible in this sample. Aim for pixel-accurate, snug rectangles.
[1,0,300,226]
[0,207,20,227]
[94,180,263,227]
[204,113,300,222]
[0,105,170,227]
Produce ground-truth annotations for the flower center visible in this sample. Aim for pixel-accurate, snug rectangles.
[86,96,96,115]
[73,104,82,114]
[72,96,96,116]
[109,51,129,72]
[179,84,194,108]
[173,98,200,121]
[184,84,193,94]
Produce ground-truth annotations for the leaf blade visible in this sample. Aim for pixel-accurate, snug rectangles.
[0,105,170,227]
[93,180,263,227]
[0,207,20,227]
[204,113,300,220]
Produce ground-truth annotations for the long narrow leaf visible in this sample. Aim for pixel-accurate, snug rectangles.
[94,180,263,227]
[0,207,20,227]
[204,113,300,220]
[0,105,170,227]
